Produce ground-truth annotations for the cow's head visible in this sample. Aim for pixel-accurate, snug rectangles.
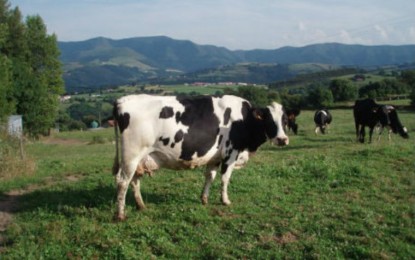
[377,105,409,139]
[261,102,289,146]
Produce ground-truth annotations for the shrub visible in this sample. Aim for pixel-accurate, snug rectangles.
[0,130,36,180]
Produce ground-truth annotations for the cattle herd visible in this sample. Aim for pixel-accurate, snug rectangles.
[111,95,409,220]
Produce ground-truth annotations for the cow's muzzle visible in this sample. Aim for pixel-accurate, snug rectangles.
[275,137,289,146]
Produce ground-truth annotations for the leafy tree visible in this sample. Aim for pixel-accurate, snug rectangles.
[402,70,415,105]
[0,23,14,120]
[279,90,305,110]
[14,15,64,137]
[329,79,357,101]
[359,79,410,99]
[307,85,333,108]
[224,85,278,107]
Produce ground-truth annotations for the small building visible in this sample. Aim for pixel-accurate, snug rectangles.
[8,115,23,138]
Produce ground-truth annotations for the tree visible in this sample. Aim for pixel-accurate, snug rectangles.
[0,22,14,120]
[14,15,64,137]
[329,79,357,101]
[307,85,333,108]
[402,70,415,105]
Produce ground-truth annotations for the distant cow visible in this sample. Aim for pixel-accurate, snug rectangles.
[314,109,332,134]
[284,109,301,135]
[112,94,289,220]
[353,98,409,143]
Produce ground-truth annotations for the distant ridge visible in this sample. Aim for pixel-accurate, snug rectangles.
[58,36,415,92]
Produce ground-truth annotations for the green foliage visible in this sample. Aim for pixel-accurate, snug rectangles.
[307,84,334,108]
[0,2,64,137]
[0,128,35,180]
[329,78,357,102]
[400,70,415,105]
[224,85,279,107]
[359,78,410,99]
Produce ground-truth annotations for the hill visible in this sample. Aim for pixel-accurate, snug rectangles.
[58,36,415,92]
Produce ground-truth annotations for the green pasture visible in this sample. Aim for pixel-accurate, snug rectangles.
[1,106,414,259]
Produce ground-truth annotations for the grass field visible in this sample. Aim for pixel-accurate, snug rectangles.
[1,105,414,259]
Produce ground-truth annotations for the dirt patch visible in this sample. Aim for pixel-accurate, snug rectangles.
[0,175,82,248]
[260,231,299,246]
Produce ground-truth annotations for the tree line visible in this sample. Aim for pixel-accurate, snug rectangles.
[0,0,64,138]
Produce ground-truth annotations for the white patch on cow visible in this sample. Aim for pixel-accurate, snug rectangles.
[320,110,328,117]
[268,102,289,145]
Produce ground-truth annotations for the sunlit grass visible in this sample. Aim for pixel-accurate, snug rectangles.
[1,107,414,258]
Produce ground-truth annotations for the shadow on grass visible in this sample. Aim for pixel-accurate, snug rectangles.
[2,181,185,217]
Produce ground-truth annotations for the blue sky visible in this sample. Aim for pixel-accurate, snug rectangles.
[10,0,415,50]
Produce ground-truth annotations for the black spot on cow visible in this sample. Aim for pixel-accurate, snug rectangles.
[174,130,184,143]
[175,96,220,161]
[224,108,231,125]
[159,106,174,119]
[217,135,223,148]
[113,101,130,133]
[175,112,181,123]
[159,136,170,146]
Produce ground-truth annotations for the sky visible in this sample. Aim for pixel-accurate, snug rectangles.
[9,0,415,50]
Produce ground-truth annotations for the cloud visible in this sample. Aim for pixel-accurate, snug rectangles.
[11,0,415,49]
[374,25,388,40]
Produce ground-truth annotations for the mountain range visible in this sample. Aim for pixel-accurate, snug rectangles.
[58,36,415,92]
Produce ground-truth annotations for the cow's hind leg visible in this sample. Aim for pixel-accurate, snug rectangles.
[368,127,375,143]
[131,175,146,210]
[201,164,219,205]
[115,155,145,221]
[115,169,134,221]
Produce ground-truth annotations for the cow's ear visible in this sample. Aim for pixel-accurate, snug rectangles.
[253,109,263,120]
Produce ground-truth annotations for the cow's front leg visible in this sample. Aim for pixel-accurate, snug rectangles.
[130,175,146,210]
[201,164,219,205]
[359,126,365,143]
[220,151,238,206]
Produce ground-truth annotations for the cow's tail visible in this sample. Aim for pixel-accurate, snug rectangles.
[112,102,121,175]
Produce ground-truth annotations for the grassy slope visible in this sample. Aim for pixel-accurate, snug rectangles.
[1,107,414,259]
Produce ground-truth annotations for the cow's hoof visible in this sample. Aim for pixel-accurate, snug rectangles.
[201,195,208,205]
[113,214,127,222]
[135,204,146,211]
[222,200,231,206]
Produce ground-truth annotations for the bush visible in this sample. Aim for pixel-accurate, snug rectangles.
[0,130,36,180]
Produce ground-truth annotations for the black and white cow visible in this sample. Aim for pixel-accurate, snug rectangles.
[112,94,289,220]
[353,98,409,143]
[284,109,301,135]
[314,109,332,134]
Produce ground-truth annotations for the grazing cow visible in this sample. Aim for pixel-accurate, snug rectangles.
[314,109,332,134]
[284,109,301,135]
[353,98,409,143]
[112,94,289,220]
